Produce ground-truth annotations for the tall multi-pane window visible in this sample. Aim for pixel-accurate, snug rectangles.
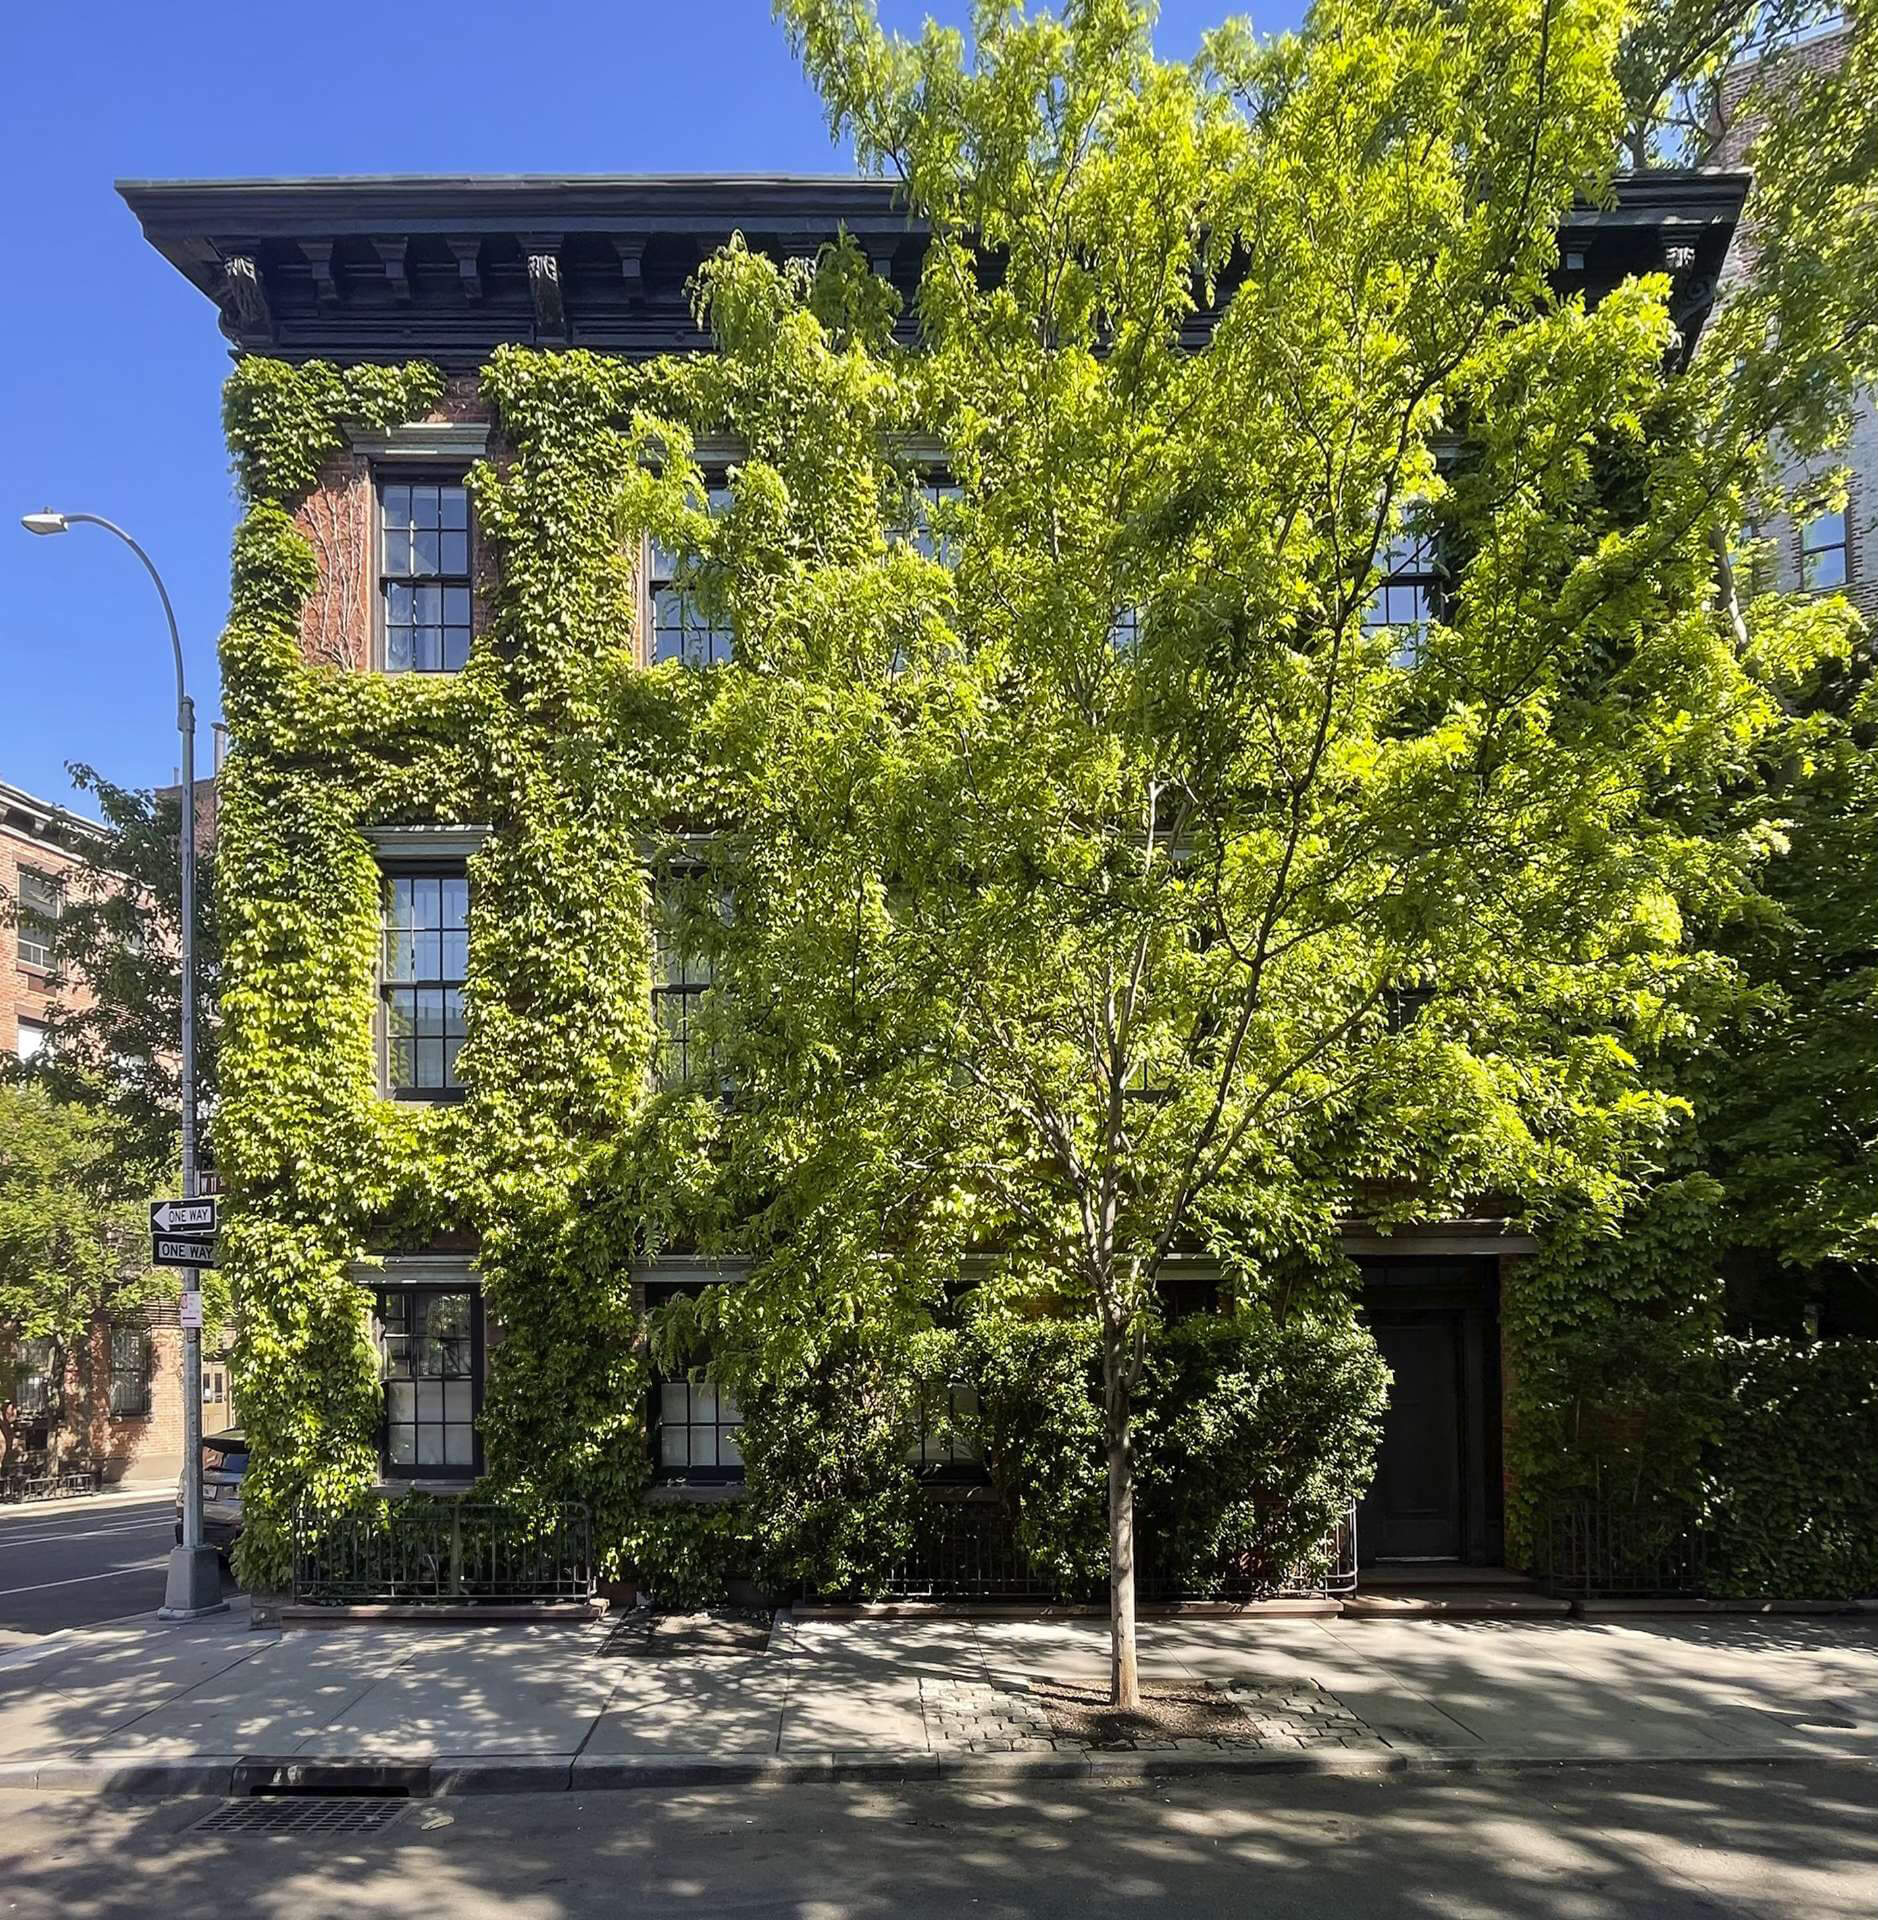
[652,913,715,1090]
[13,1338,55,1417]
[16,868,59,970]
[1802,508,1849,591]
[649,485,734,667]
[654,1375,745,1477]
[914,1383,983,1470]
[381,870,468,1099]
[1362,529,1440,662]
[377,1288,478,1474]
[895,478,962,566]
[380,478,472,673]
[108,1329,150,1417]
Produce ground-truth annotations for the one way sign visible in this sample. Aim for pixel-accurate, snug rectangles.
[150,1198,217,1236]
[153,1236,215,1270]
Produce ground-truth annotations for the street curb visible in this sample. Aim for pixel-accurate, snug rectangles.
[2,1744,1875,1799]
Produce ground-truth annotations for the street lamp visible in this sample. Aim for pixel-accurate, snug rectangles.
[20,509,224,1618]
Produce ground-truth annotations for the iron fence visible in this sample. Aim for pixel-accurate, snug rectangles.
[1538,1499,1708,1599]
[877,1493,1357,1604]
[292,1499,594,1606]
[0,1456,102,1504]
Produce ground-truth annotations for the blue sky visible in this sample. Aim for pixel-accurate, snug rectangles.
[0,1,1299,814]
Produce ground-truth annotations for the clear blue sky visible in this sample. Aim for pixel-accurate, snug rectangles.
[0,1,1298,816]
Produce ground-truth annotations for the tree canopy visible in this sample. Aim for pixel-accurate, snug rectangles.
[618,0,1878,1700]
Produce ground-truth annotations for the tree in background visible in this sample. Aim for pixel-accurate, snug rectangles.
[627,0,1878,1702]
[0,1085,160,1462]
[14,763,219,1198]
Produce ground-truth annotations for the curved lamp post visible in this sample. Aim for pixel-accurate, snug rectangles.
[20,510,223,1618]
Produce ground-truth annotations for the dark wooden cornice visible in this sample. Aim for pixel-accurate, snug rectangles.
[117,169,1748,369]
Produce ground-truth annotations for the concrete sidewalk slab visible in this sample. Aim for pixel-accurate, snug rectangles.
[584,1659,786,1754]
[5,1604,1878,1797]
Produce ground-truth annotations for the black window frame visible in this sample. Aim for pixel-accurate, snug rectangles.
[1362,526,1443,662]
[379,864,470,1102]
[108,1327,151,1418]
[1801,507,1849,592]
[12,1337,55,1417]
[912,1381,986,1482]
[376,470,474,675]
[651,867,727,1094]
[645,1280,744,1484]
[15,867,59,972]
[648,480,735,669]
[374,1284,483,1480]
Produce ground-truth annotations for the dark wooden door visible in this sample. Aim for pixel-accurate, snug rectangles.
[1359,1313,1464,1562]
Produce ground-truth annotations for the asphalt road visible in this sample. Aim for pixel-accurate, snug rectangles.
[0,1494,174,1645]
[2,1761,1876,1919]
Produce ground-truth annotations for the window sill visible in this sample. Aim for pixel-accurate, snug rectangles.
[644,1480,746,1506]
[372,1475,481,1495]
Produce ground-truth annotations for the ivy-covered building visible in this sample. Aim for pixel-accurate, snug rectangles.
[121,170,1755,1596]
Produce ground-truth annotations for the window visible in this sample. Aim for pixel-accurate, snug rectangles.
[893,477,963,567]
[652,885,719,1091]
[649,484,734,667]
[381,870,468,1099]
[645,1279,743,1482]
[108,1329,150,1417]
[913,1383,982,1471]
[379,478,472,673]
[13,1338,54,1416]
[15,1018,46,1063]
[16,868,58,971]
[1802,508,1848,591]
[377,1287,479,1474]
[203,1364,227,1408]
[1109,606,1141,658]
[654,1374,744,1479]
[1362,530,1440,661]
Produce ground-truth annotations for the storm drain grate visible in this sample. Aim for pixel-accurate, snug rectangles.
[192,1797,409,1835]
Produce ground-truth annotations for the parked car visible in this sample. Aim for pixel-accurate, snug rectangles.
[175,1428,247,1556]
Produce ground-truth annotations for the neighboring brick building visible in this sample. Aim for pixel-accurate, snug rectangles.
[0,776,204,1490]
[1,777,100,1066]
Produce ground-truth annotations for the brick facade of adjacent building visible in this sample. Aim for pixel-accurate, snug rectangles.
[1,777,212,1491]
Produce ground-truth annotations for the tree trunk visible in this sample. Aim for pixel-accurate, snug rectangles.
[1102,1323,1140,1710]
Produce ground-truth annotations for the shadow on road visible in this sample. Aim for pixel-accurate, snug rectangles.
[2,1759,1877,1918]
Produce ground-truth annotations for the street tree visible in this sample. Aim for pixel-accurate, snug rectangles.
[634,0,1878,1705]
[0,1085,158,1458]
[12,765,219,1198]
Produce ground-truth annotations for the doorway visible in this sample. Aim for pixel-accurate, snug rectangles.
[1356,1259,1503,1566]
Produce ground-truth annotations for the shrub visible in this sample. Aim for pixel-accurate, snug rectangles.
[1704,1336,1878,1600]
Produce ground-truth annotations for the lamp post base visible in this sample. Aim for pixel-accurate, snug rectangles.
[157,1545,228,1619]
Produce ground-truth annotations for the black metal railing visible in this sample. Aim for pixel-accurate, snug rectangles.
[0,1456,102,1504]
[1538,1499,1708,1599]
[878,1493,1357,1604]
[292,1500,595,1606]
[885,1494,1057,1601]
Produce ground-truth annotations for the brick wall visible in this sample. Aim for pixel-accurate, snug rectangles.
[295,374,506,671]
[0,792,98,1061]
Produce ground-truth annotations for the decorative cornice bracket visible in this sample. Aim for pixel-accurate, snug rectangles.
[299,239,338,304]
[372,236,411,302]
[447,235,483,302]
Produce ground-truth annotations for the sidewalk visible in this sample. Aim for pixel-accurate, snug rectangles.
[4,1601,1877,1796]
